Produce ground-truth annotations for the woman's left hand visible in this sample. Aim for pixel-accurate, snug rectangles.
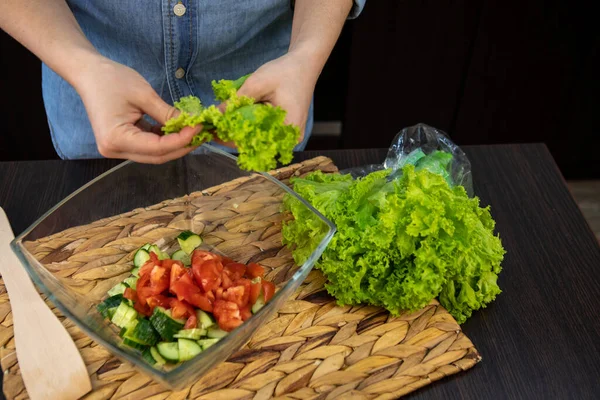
[230,51,319,143]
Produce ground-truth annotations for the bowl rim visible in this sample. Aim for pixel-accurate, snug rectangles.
[9,144,337,388]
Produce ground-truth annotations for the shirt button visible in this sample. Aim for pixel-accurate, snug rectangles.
[175,68,185,79]
[173,2,186,17]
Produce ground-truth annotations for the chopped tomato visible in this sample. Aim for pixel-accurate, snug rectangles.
[123,287,137,301]
[184,313,198,329]
[240,304,252,321]
[249,281,262,305]
[223,263,246,281]
[221,271,233,289]
[134,300,152,316]
[170,299,195,320]
[149,266,170,294]
[149,251,162,266]
[213,300,243,332]
[222,285,246,308]
[138,260,155,278]
[169,262,188,287]
[233,278,251,306]
[206,290,215,302]
[192,250,220,265]
[262,281,276,302]
[215,287,224,300]
[192,259,223,292]
[163,259,184,270]
[146,295,171,309]
[171,280,213,312]
[222,256,235,265]
[246,263,265,279]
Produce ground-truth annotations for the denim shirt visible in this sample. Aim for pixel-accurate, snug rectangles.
[42,0,366,159]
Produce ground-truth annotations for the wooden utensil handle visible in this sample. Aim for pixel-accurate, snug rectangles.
[0,208,45,305]
[0,208,92,400]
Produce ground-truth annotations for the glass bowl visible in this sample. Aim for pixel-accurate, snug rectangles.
[10,144,335,389]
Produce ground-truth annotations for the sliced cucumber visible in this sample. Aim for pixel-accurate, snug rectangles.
[142,347,157,365]
[178,339,202,361]
[171,249,191,266]
[133,248,151,268]
[156,342,179,363]
[148,245,169,260]
[123,318,159,346]
[207,326,228,339]
[124,276,138,290]
[141,244,152,251]
[197,310,215,330]
[107,282,128,297]
[150,346,166,365]
[96,294,124,319]
[177,231,202,255]
[110,302,138,328]
[252,292,265,314]
[150,307,186,341]
[173,328,206,340]
[131,267,140,277]
[197,338,220,350]
[123,338,147,351]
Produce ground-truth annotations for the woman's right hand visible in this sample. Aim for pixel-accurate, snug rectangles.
[73,56,201,163]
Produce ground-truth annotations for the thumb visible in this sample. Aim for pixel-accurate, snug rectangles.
[140,90,179,126]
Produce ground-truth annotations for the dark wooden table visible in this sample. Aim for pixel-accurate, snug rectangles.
[1,144,599,399]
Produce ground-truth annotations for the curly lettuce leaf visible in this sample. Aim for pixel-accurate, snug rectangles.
[161,74,300,172]
[212,74,251,102]
[282,158,505,324]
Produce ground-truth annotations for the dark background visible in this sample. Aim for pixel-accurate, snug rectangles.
[1,0,598,179]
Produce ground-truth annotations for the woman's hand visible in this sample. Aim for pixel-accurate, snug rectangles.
[233,51,320,143]
[74,56,201,163]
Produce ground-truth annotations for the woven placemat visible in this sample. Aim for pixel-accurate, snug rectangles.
[0,156,481,400]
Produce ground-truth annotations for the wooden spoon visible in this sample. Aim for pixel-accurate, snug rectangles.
[0,207,92,400]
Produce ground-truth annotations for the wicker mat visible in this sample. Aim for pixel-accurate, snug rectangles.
[0,156,481,400]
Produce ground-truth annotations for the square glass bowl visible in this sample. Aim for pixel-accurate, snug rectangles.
[10,145,335,389]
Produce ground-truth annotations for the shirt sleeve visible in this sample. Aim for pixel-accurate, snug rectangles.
[348,0,367,19]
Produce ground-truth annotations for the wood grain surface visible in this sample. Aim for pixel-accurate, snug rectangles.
[1,145,599,399]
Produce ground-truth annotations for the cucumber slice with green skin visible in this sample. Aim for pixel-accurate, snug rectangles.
[171,250,191,266]
[107,282,128,297]
[124,276,138,290]
[156,342,179,363]
[252,292,265,314]
[141,244,152,251]
[142,347,157,365]
[178,339,202,361]
[148,245,169,260]
[197,310,215,330]
[123,318,160,346]
[134,249,151,268]
[207,326,228,339]
[150,346,166,365]
[177,231,202,255]
[111,302,138,328]
[173,328,206,340]
[123,338,147,351]
[96,294,124,319]
[131,267,140,277]
[150,307,186,341]
[197,338,220,350]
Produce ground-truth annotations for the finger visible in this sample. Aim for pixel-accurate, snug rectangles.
[140,90,179,125]
[135,118,164,135]
[114,144,198,164]
[118,124,202,156]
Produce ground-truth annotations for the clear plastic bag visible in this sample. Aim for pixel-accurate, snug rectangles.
[341,123,473,196]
